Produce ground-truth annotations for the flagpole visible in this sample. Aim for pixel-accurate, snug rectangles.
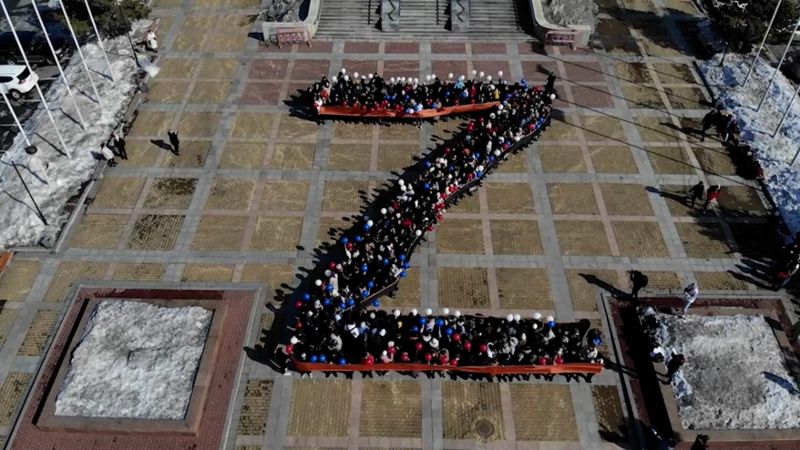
[758,17,800,111]
[59,0,103,103]
[32,0,86,130]
[83,0,115,81]
[743,0,783,87]
[0,0,71,158]
[773,76,800,137]
[0,88,31,147]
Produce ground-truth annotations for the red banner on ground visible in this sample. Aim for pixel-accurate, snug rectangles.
[319,102,501,118]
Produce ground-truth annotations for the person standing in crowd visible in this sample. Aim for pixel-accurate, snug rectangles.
[703,184,721,212]
[700,109,718,142]
[681,283,698,316]
[168,130,180,156]
[722,114,739,144]
[665,353,686,383]
[687,181,704,209]
[110,131,127,160]
[629,270,648,301]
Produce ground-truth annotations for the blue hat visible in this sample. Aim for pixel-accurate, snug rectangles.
[424,161,431,167]
[372,299,380,307]
[489,156,495,162]
[548,320,555,327]
[403,262,410,269]
[593,337,601,345]
[411,325,419,332]
[363,223,370,230]
[339,301,346,309]
[424,183,430,189]
[361,264,368,272]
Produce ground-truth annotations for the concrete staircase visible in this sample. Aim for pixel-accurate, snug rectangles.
[314,0,532,41]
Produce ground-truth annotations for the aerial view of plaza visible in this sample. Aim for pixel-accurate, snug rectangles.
[3,0,800,448]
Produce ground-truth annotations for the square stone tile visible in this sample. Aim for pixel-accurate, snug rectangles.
[0,309,19,345]
[695,271,749,290]
[344,41,380,53]
[181,264,235,282]
[237,379,273,436]
[188,81,231,104]
[628,271,682,290]
[432,42,466,53]
[450,192,481,213]
[240,82,282,105]
[693,146,736,176]
[438,267,490,308]
[383,59,420,78]
[555,221,611,256]
[288,379,350,437]
[178,112,220,138]
[548,183,599,215]
[385,42,419,53]
[219,142,267,168]
[663,0,698,14]
[197,58,240,79]
[206,178,255,210]
[128,111,173,137]
[69,214,128,248]
[0,372,31,426]
[621,84,665,109]
[328,143,372,170]
[432,118,467,139]
[486,183,535,213]
[603,37,642,56]
[360,381,422,438]
[600,184,653,215]
[315,216,349,248]
[494,151,528,173]
[260,180,309,211]
[592,386,627,442]
[613,61,652,83]
[541,115,579,141]
[92,177,144,208]
[564,61,605,82]
[18,309,60,356]
[377,143,418,171]
[241,264,296,296]
[112,263,166,281]
[144,177,197,209]
[205,14,251,52]
[675,222,733,258]
[147,81,188,103]
[172,14,214,51]
[729,223,782,261]
[660,184,705,216]
[511,384,579,441]
[230,112,274,139]
[442,382,504,441]
[652,63,696,84]
[128,215,184,250]
[570,85,614,108]
[124,140,160,167]
[161,140,211,168]
[277,115,319,141]
[291,59,331,80]
[612,221,670,257]
[641,36,682,57]
[341,59,378,77]
[635,116,681,143]
[718,186,767,217]
[540,146,587,173]
[379,123,419,141]
[431,60,468,79]
[44,262,106,302]
[520,61,559,82]
[155,15,174,43]
[0,260,40,301]
[491,220,544,255]
[566,269,617,311]
[249,59,289,80]
[382,269,420,308]
[322,180,369,211]
[159,57,200,78]
[648,146,695,174]
[191,215,247,250]
[664,87,706,109]
[270,143,315,170]
[437,219,484,254]
[581,116,627,142]
[251,216,302,251]
[496,268,552,309]
[332,121,373,140]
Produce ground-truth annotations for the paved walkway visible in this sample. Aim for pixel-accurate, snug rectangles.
[0,0,790,448]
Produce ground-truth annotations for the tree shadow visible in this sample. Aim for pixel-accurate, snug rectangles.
[763,371,800,396]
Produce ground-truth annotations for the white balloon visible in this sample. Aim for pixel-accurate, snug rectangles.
[368,73,374,79]
[414,78,419,84]
[487,75,492,82]
[425,308,433,316]
[479,71,485,78]
[448,72,454,79]
[549,93,556,100]
[506,314,514,322]
[390,77,396,83]
[324,270,332,277]
[411,308,418,315]
[513,314,521,322]
[344,75,350,81]
[380,208,387,215]
[367,220,374,227]
[494,150,501,156]
[426,75,432,81]
[431,73,437,79]
[455,310,461,317]
[415,229,422,236]
[546,315,555,323]
[315,279,322,286]
[341,68,347,74]
[472,69,477,75]
[393,309,401,317]
[399,179,405,185]
[332,76,337,83]
[533,312,542,319]
[459,75,465,81]
[498,70,504,77]
[353,71,359,79]
[442,308,450,315]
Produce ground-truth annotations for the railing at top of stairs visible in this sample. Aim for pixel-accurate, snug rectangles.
[450,0,469,31]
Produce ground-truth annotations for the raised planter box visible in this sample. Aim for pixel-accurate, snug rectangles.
[261,0,322,45]
[529,0,592,47]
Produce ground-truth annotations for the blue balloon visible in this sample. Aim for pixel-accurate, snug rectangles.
[361,264,368,272]
[475,153,481,159]
[399,254,406,261]
[326,284,333,291]
[548,320,555,327]
[448,165,454,172]
[436,318,444,327]
[404,94,409,100]
[424,183,430,189]
[355,235,363,242]
[489,156,495,162]
[400,271,406,277]
[411,325,419,332]
[476,171,483,177]
[505,140,511,146]
[521,78,526,84]
[339,357,347,365]
[339,301,346,309]
[342,237,348,243]
[303,293,310,300]
[362,290,369,296]
[420,316,427,324]
[445,327,454,335]
[319,354,327,362]
[363,223,370,230]
[367,281,374,288]
[593,337,602,345]
[382,258,389,264]
[373,299,380,307]
[323,298,331,306]
[347,298,355,306]
[424,161,431,167]
[310,355,318,362]
[506,93,511,99]
[445,91,450,97]
[403,262,410,269]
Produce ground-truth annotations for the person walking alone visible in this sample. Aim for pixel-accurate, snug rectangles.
[629,270,649,301]
[681,283,698,316]
[687,181,704,209]
[703,184,721,212]
[111,131,127,160]
[145,30,158,53]
[101,144,117,167]
[168,130,180,156]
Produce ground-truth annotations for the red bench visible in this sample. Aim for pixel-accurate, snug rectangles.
[544,31,577,50]
[276,27,311,49]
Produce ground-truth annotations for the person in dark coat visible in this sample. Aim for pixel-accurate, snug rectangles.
[687,181,704,208]
[690,434,709,450]
[665,353,685,383]
[168,130,180,155]
[629,270,649,300]
[700,109,719,142]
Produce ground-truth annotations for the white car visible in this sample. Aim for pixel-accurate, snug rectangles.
[0,65,38,101]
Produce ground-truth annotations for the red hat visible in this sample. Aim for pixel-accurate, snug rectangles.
[463,341,471,350]
[401,352,410,361]
[415,342,424,351]
[479,344,488,352]
[425,353,432,361]
[453,333,461,341]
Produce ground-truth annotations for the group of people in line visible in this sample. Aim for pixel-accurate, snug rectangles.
[699,108,740,144]
[285,70,612,371]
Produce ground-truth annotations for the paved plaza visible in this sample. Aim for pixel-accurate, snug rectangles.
[0,0,790,448]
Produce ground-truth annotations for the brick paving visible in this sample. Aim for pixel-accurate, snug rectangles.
[0,0,791,448]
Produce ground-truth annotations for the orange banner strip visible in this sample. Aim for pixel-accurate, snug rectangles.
[291,358,603,374]
[318,102,501,118]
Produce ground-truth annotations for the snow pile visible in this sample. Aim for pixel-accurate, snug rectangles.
[0,21,145,248]
[541,0,598,28]
[699,54,800,235]
[658,314,800,430]
[55,301,212,420]
[258,0,308,22]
